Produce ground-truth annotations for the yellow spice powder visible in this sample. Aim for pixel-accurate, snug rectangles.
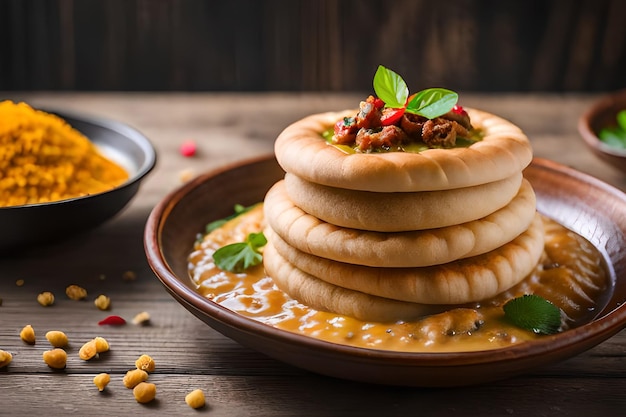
[0,100,129,207]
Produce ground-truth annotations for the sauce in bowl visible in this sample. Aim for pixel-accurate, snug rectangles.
[188,205,611,353]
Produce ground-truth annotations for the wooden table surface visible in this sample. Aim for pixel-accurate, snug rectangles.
[1,92,625,416]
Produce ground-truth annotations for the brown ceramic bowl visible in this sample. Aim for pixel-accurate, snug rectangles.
[578,89,626,173]
[144,155,626,387]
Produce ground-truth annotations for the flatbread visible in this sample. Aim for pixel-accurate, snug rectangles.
[263,242,445,322]
[274,108,533,192]
[264,178,537,267]
[283,171,523,232]
[265,214,544,305]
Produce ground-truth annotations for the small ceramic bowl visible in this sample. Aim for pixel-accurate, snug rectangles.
[578,89,626,173]
[145,155,626,387]
[0,109,156,253]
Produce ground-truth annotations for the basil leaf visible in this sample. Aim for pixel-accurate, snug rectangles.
[373,65,408,108]
[212,232,267,273]
[406,88,458,119]
[503,294,562,335]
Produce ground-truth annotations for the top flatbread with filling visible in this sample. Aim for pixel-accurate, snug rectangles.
[274,108,533,192]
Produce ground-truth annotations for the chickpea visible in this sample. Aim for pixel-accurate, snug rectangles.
[133,382,156,404]
[43,348,67,369]
[123,369,148,389]
[78,339,98,360]
[0,349,12,368]
[45,330,68,348]
[122,270,136,281]
[94,336,109,353]
[65,284,87,300]
[93,373,111,391]
[135,354,155,372]
[132,311,151,325]
[20,324,36,344]
[93,294,111,311]
[185,389,206,409]
[37,291,55,307]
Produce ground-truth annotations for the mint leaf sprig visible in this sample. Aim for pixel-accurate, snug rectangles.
[503,294,562,335]
[205,203,256,234]
[372,65,459,119]
[213,232,267,273]
[598,109,626,149]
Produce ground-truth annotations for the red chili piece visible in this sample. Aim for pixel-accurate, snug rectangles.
[180,140,197,157]
[452,105,467,116]
[380,107,405,126]
[98,315,126,325]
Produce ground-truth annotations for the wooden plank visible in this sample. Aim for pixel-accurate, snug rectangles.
[1,92,625,416]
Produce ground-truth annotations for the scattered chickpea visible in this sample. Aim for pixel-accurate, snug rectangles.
[65,285,87,300]
[0,349,12,368]
[20,324,36,344]
[37,291,55,307]
[78,339,98,360]
[93,373,111,392]
[45,330,68,348]
[185,389,206,409]
[43,348,67,369]
[15,279,24,286]
[179,168,195,183]
[123,368,149,389]
[122,270,137,281]
[94,294,111,311]
[133,382,156,404]
[135,354,155,372]
[94,336,110,353]
[132,311,151,325]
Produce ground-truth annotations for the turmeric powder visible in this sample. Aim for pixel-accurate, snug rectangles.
[0,100,129,207]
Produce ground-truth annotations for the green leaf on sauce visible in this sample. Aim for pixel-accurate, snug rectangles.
[213,232,267,273]
[205,204,255,233]
[503,294,562,335]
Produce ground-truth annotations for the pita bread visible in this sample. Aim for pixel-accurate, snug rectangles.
[265,214,544,305]
[283,172,523,232]
[274,108,533,192]
[264,179,536,267]
[263,242,445,322]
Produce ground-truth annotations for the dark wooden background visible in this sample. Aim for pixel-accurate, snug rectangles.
[1,0,625,92]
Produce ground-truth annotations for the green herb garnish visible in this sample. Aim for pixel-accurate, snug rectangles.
[373,65,458,119]
[503,294,562,335]
[205,204,255,233]
[598,109,626,149]
[212,232,267,273]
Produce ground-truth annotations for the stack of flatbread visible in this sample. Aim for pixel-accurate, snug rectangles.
[263,108,543,322]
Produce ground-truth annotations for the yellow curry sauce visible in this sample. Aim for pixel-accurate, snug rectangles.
[188,205,611,353]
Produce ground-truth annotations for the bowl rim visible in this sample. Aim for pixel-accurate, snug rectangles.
[145,155,626,367]
[0,107,157,210]
[578,89,626,157]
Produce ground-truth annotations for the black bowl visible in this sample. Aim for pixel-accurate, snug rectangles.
[1,108,156,253]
